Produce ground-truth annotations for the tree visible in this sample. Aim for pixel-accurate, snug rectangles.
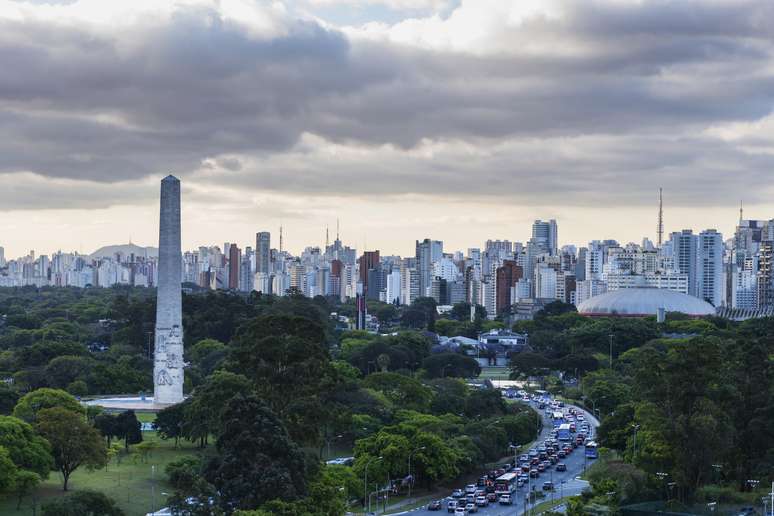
[13,388,84,423]
[206,394,309,511]
[0,446,18,493]
[509,353,552,379]
[154,401,186,448]
[422,353,481,379]
[41,490,125,516]
[35,407,108,490]
[0,384,20,415]
[166,456,204,492]
[183,371,252,447]
[93,414,118,446]
[362,372,433,412]
[0,415,53,478]
[14,470,40,510]
[45,355,93,390]
[464,389,508,418]
[113,410,142,451]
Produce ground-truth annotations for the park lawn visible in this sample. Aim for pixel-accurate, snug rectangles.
[0,430,202,516]
[478,366,511,380]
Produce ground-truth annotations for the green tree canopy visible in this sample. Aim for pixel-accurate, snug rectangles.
[13,388,84,423]
[35,407,107,490]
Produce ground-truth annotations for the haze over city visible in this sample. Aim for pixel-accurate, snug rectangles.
[2,0,774,257]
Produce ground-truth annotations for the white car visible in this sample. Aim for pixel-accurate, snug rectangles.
[465,484,477,494]
[475,496,488,507]
[454,507,467,516]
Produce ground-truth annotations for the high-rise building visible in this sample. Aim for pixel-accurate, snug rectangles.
[532,220,559,256]
[358,250,381,298]
[697,229,723,306]
[671,230,698,297]
[256,232,271,274]
[416,239,442,298]
[0,246,5,267]
[228,244,240,290]
[757,241,774,308]
[495,260,522,315]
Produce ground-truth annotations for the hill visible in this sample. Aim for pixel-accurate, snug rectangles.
[89,243,158,259]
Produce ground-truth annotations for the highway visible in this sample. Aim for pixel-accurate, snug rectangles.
[405,395,598,516]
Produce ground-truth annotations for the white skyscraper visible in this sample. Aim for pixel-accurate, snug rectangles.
[697,229,723,306]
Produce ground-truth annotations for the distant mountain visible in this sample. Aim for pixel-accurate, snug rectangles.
[90,244,158,260]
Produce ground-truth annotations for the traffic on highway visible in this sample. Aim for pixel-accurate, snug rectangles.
[410,391,598,516]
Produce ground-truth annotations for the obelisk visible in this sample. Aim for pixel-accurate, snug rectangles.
[153,175,184,405]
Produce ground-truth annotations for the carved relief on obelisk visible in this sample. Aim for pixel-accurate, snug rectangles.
[153,175,184,404]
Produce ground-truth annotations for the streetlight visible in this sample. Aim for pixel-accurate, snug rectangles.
[325,434,344,461]
[407,446,426,501]
[364,456,383,515]
[631,424,640,460]
[509,443,520,468]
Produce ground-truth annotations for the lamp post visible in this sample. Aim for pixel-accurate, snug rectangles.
[408,446,426,501]
[325,434,344,461]
[631,424,640,461]
[364,456,383,515]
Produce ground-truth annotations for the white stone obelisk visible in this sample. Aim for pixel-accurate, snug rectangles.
[153,175,184,405]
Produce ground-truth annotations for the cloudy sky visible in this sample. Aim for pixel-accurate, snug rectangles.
[1,0,773,258]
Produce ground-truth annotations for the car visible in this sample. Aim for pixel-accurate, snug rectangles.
[499,494,513,505]
[474,489,486,498]
[476,477,487,487]
[543,481,554,491]
[486,493,498,503]
[475,496,488,507]
[465,484,477,494]
[465,503,478,513]
[447,500,458,513]
[466,494,476,504]
[556,463,567,472]
[537,463,545,472]
[452,489,464,498]
[530,469,539,478]
[503,463,512,471]
[557,450,566,458]
[736,508,756,516]
[454,507,467,516]
[428,500,442,511]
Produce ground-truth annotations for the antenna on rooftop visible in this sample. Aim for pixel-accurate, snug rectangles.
[657,187,664,248]
[279,225,284,253]
[739,200,744,225]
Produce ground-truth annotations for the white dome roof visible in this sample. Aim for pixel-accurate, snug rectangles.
[577,288,716,317]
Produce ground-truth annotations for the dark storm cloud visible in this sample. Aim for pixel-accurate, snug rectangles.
[1,0,774,208]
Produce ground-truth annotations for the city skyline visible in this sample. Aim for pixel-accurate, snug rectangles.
[0,196,756,260]
[2,0,774,257]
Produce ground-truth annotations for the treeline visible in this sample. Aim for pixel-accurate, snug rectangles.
[154,304,539,513]
[506,302,774,509]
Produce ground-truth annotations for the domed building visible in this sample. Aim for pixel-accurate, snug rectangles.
[577,288,716,318]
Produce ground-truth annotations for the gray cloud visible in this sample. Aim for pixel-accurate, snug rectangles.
[0,0,773,209]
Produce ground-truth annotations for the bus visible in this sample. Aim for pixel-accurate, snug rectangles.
[552,412,565,427]
[585,441,598,459]
[494,473,519,495]
[557,423,572,441]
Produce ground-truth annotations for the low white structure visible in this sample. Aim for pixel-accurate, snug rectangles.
[577,287,716,317]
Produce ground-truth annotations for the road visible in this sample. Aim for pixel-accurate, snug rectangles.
[405,396,598,516]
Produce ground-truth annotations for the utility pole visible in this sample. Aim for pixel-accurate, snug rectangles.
[657,187,664,247]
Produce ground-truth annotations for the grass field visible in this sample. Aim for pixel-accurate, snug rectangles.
[0,424,200,516]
